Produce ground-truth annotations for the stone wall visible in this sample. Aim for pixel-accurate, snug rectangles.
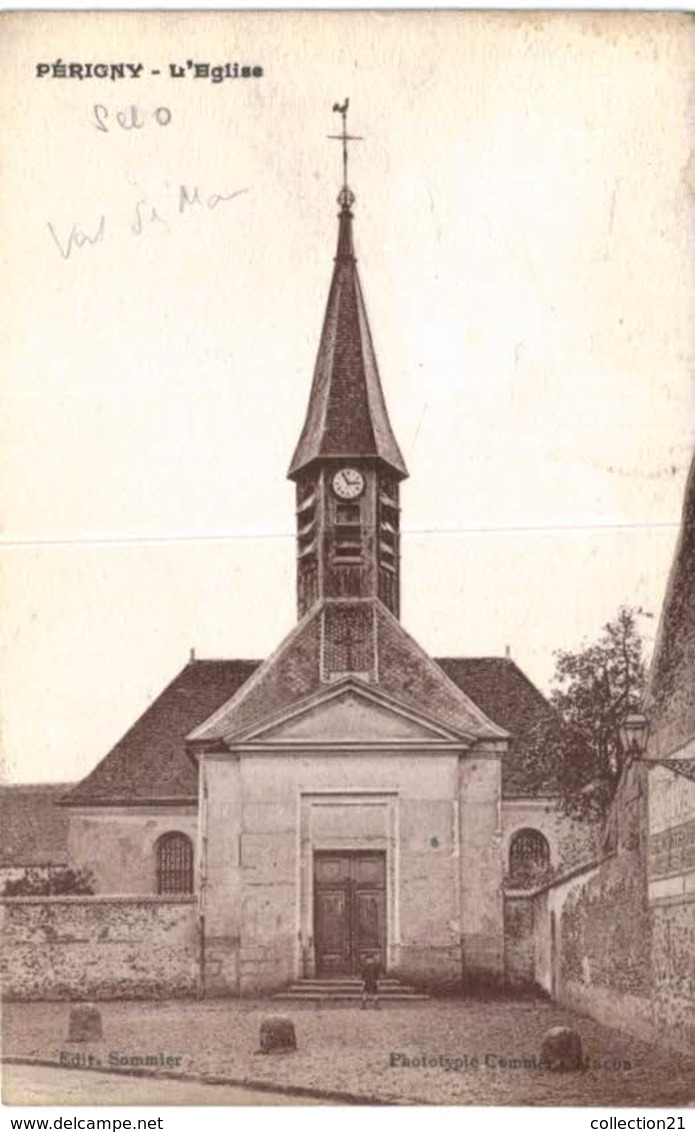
[533,757,658,1041]
[556,858,655,1043]
[528,754,695,1056]
[0,895,198,1000]
[651,897,695,1053]
[503,894,535,986]
[545,880,694,1056]
[502,798,599,882]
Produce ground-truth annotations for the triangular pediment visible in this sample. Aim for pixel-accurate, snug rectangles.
[187,598,509,749]
[229,681,472,747]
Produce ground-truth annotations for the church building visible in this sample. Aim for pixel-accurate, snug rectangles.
[62,111,596,995]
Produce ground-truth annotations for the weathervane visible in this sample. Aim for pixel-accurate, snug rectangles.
[329,98,362,209]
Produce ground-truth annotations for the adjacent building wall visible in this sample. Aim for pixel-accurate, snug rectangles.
[67,806,198,894]
[526,452,695,1055]
[646,732,695,1053]
[527,746,694,1055]
[0,895,198,1000]
[641,450,695,1053]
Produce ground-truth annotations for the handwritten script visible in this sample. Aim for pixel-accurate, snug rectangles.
[47,184,249,260]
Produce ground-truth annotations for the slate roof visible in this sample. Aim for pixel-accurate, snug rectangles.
[437,657,554,738]
[64,633,555,805]
[0,783,72,867]
[287,204,408,480]
[646,446,695,757]
[63,660,258,805]
[437,657,557,795]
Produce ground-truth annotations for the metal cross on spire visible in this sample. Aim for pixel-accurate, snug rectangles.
[329,98,362,209]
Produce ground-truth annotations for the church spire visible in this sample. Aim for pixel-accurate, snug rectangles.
[288,103,407,621]
[288,101,407,481]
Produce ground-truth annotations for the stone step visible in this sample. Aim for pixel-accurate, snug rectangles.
[274,990,430,1003]
[286,979,407,990]
[274,976,429,1003]
[286,982,421,991]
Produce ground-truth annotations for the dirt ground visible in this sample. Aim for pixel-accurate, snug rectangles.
[2,1062,330,1106]
[2,996,694,1106]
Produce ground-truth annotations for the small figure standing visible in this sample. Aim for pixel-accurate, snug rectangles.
[360,953,381,1010]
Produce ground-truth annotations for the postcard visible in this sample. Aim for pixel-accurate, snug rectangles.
[1,9,694,1111]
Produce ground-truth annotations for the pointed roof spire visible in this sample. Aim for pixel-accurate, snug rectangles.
[288,102,408,481]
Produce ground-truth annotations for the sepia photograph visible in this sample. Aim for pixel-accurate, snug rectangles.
[1,9,694,1112]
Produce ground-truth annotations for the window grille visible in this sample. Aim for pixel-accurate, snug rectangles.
[508,828,550,888]
[156,832,194,894]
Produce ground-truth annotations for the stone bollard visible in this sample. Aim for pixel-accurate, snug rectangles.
[67,1003,103,1043]
[540,1025,583,1071]
[258,1015,297,1054]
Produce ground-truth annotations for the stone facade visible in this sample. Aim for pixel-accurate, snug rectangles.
[0,895,198,1000]
[198,687,508,995]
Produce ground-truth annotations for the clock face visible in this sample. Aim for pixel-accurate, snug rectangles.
[332,467,365,500]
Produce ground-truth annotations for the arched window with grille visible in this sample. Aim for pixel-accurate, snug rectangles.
[156,832,194,894]
[508,828,550,889]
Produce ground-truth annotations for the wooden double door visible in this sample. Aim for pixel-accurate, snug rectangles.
[313,851,386,976]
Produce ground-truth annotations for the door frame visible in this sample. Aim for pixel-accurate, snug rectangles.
[298,789,399,980]
[312,849,387,977]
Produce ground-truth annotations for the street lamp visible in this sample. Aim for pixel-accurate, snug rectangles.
[618,711,650,759]
[620,706,695,778]
[618,709,695,782]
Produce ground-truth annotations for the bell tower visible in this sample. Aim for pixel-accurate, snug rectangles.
[288,101,408,620]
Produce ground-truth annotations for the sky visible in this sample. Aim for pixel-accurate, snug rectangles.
[2,11,694,784]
